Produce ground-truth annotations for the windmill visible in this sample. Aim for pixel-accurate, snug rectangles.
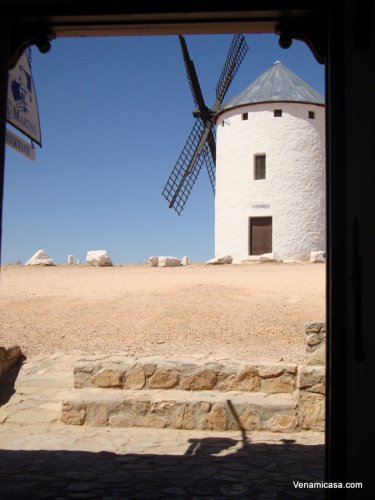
[162,34,249,215]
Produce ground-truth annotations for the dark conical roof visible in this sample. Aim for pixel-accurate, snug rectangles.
[222,61,324,110]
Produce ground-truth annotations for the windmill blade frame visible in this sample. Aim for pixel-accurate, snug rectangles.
[214,34,249,107]
[162,118,207,215]
[162,34,248,214]
[179,35,208,118]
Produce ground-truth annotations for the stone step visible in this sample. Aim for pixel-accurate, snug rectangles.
[73,356,297,394]
[61,389,298,432]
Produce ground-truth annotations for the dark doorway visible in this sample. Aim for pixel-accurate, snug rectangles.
[249,217,272,255]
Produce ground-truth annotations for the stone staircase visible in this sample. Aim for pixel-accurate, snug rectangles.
[61,353,325,433]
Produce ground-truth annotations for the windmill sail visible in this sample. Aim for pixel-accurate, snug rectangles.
[162,34,249,215]
[215,34,249,107]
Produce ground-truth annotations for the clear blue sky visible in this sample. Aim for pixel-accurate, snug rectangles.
[2,33,324,265]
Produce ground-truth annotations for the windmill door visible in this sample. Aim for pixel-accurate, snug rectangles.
[249,217,272,255]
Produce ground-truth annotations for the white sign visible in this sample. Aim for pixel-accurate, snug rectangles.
[7,51,41,145]
[6,128,36,161]
[252,203,270,209]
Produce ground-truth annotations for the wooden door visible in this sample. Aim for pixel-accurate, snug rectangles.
[250,217,272,255]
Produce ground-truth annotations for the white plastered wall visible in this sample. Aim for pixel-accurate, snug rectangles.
[215,101,325,262]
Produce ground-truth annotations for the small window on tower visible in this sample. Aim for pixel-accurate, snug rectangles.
[274,109,282,117]
[254,154,266,180]
[242,112,248,120]
[309,110,315,119]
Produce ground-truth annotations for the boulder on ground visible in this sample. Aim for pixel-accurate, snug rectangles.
[149,256,159,267]
[206,255,233,265]
[310,251,325,263]
[149,256,181,267]
[86,250,113,267]
[181,256,189,266]
[259,252,281,263]
[158,256,181,267]
[25,249,54,266]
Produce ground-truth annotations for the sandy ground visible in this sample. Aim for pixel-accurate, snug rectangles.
[0,262,325,363]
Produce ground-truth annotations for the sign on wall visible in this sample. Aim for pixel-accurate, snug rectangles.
[6,50,41,146]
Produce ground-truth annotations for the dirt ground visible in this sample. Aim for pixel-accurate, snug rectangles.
[0,262,325,363]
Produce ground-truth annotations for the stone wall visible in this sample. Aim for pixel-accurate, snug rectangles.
[305,321,326,365]
[68,322,327,432]
[0,345,22,377]
[296,321,326,431]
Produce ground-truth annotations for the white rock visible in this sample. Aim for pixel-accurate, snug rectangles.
[67,255,74,265]
[259,252,281,262]
[86,250,113,267]
[206,255,233,265]
[25,249,55,266]
[310,251,325,263]
[181,256,189,266]
[149,256,159,267]
[158,256,181,267]
[149,256,181,267]
[76,260,81,265]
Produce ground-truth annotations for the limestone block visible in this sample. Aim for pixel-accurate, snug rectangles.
[259,365,287,378]
[25,249,54,266]
[124,365,146,390]
[298,366,325,394]
[266,414,298,432]
[259,252,281,263]
[109,415,134,427]
[298,392,325,431]
[206,255,233,265]
[219,366,260,392]
[305,321,326,335]
[73,370,93,389]
[180,369,217,390]
[179,403,210,430]
[181,256,189,266]
[117,400,150,427]
[158,256,181,267]
[93,404,109,426]
[143,363,156,377]
[310,251,325,263]
[149,369,178,389]
[306,344,326,365]
[86,250,113,267]
[238,408,261,431]
[306,333,321,347]
[258,365,296,392]
[148,401,185,429]
[67,255,74,264]
[181,404,195,430]
[107,399,150,427]
[260,376,295,394]
[143,413,167,429]
[205,403,228,430]
[94,369,123,388]
[61,402,86,425]
[149,256,159,267]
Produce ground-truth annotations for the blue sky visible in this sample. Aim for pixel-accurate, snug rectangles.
[2,34,324,264]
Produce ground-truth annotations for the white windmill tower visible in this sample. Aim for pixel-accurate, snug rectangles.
[214,60,325,262]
